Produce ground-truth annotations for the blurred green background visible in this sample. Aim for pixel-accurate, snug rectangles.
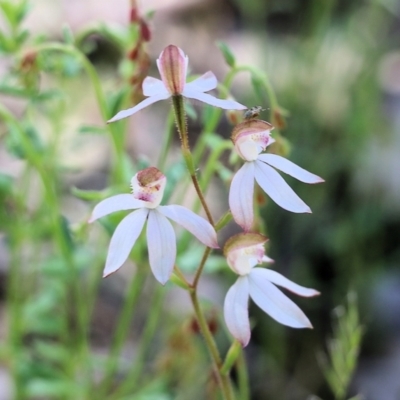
[1,0,400,399]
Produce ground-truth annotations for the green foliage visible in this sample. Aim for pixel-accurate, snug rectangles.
[320,294,363,400]
[217,41,236,68]
[0,0,395,399]
[0,0,29,52]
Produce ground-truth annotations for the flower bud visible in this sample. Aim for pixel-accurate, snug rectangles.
[231,119,274,161]
[140,20,151,42]
[131,167,166,208]
[156,45,188,95]
[223,233,272,276]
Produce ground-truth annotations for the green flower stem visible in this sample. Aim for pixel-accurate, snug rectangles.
[191,247,211,289]
[221,340,241,376]
[236,349,250,400]
[111,284,166,398]
[191,210,232,289]
[173,265,191,288]
[189,139,232,217]
[171,95,215,226]
[98,268,147,396]
[189,289,235,400]
[157,111,175,170]
[215,210,233,231]
[29,42,126,183]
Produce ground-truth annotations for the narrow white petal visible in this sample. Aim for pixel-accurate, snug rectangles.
[184,71,217,92]
[258,154,324,184]
[253,268,319,297]
[248,268,313,328]
[103,208,148,277]
[254,161,311,213]
[107,93,171,123]
[229,163,255,231]
[142,76,169,97]
[157,205,219,248]
[224,277,251,346]
[89,194,145,223]
[182,87,246,110]
[146,209,176,285]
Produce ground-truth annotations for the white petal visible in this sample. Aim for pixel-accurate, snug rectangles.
[254,268,319,297]
[254,161,311,213]
[142,76,169,97]
[224,277,251,347]
[107,93,171,123]
[248,268,313,328]
[182,87,246,110]
[258,154,324,184]
[184,71,217,93]
[146,209,176,285]
[89,194,145,223]
[229,163,255,231]
[103,208,148,277]
[157,205,219,248]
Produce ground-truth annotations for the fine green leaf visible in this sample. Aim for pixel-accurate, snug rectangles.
[216,41,236,68]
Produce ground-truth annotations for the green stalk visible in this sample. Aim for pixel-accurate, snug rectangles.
[157,111,175,170]
[189,289,235,400]
[171,95,215,226]
[236,349,250,400]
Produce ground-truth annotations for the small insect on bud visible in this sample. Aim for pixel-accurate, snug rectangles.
[244,106,266,120]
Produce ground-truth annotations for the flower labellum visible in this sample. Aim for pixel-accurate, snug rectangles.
[229,119,324,231]
[223,233,319,347]
[89,167,219,284]
[108,44,246,123]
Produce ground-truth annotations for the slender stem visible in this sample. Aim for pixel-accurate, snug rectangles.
[189,139,232,216]
[157,111,175,170]
[173,265,190,287]
[192,248,211,289]
[189,290,235,400]
[171,95,215,226]
[236,349,250,400]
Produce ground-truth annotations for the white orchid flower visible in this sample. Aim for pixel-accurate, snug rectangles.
[223,233,319,347]
[229,120,324,231]
[108,44,246,123]
[89,167,219,284]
